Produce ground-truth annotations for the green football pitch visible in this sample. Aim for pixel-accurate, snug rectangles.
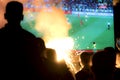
[21,13,115,51]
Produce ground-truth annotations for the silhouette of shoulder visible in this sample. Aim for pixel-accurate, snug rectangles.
[0,24,36,40]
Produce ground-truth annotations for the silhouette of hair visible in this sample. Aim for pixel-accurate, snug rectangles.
[6,1,23,15]
[35,38,46,61]
[92,50,116,80]
[92,50,115,71]
[36,38,46,53]
[76,52,95,80]
[80,52,93,66]
[5,1,23,22]
[104,47,115,52]
[104,47,116,66]
[44,48,57,62]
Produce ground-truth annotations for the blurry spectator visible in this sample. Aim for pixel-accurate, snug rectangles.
[42,48,75,80]
[92,48,116,80]
[75,52,95,80]
[0,1,46,80]
[104,47,120,80]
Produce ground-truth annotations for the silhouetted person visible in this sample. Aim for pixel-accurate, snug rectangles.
[114,51,120,80]
[31,38,46,80]
[92,49,116,80]
[113,1,120,79]
[104,47,116,63]
[41,48,75,80]
[0,1,44,80]
[75,52,95,80]
[104,47,120,80]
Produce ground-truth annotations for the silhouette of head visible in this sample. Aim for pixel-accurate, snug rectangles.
[104,47,116,66]
[92,50,115,79]
[44,48,57,62]
[4,1,23,24]
[36,38,46,51]
[80,52,93,66]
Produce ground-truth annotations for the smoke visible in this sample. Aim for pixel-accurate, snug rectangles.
[0,0,76,73]
[35,6,71,43]
[35,5,75,72]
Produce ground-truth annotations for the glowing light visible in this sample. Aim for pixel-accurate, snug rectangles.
[82,36,85,39]
[35,6,71,41]
[116,53,120,68]
[35,3,76,73]
[93,44,96,49]
[87,46,89,49]
[0,0,78,74]
[46,37,74,61]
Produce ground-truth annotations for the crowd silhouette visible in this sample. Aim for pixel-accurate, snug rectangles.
[75,52,95,80]
[0,1,120,80]
[0,1,74,80]
[40,48,75,80]
[91,47,116,80]
[75,47,120,80]
[0,1,45,80]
